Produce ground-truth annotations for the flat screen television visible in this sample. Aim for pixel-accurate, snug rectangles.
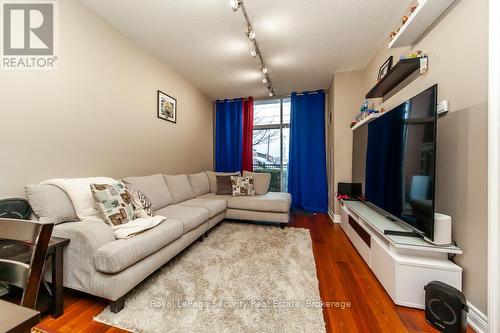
[363,84,437,241]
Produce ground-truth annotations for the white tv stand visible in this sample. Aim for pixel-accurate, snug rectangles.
[340,200,462,309]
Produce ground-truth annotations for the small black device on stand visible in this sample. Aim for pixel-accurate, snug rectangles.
[337,182,362,200]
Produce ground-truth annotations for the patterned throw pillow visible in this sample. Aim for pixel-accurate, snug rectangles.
[130,189,154,217]
[231,176,255,197]
[90,183,135,226]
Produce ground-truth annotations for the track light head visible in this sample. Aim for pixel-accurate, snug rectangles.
[230,0,241,11]
[250,49,257,57]
[247,30,256,40]
[262,77,268,83]
[261,67,268,74]
[268,91,274,97]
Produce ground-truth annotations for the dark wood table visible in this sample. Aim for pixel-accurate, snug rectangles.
[0,299,40,333]
[0,237,70,318]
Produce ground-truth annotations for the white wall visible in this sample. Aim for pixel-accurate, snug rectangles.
[0,0,214,197]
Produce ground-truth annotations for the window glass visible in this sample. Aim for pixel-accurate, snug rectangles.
[252,98,290,192]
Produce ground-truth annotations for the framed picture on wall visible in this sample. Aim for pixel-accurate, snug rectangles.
[377,56,393,81]
[157,90,177,123]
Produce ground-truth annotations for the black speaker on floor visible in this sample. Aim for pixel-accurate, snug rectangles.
[424,281,468,332]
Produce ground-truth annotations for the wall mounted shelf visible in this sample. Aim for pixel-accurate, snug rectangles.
[365,58,422,99]
[388,0,456,49]
[351,113,381,131]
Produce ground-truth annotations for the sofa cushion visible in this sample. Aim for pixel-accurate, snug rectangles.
[164,174,195,204]
[198,193,232,201]
[94,219,183,273]
[178,197,226,218]
[122,174,173,210]
[25,184,78,224]
[206,171,240,193]
[227,192,292,213]
[243,171,271,195]
[155,205,210,233]
[187,172,210,196]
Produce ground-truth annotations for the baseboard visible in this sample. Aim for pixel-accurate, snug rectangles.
[328,210,341,224]
[467,302,487,333]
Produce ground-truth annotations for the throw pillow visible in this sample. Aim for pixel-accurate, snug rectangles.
[130,189,154,218]
[243,171,271,195]
[216,175,233,195]
[231,176,255,196]
[207,171,240,193]
[90,183,135,226]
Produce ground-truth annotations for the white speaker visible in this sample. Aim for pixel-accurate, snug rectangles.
[433,213,452,245]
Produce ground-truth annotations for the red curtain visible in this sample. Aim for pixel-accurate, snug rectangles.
[241,97,254,172]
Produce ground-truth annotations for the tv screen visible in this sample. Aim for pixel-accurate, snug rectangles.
[364,85,437,240]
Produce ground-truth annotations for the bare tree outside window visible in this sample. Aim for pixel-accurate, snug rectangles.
[252,98,290,191]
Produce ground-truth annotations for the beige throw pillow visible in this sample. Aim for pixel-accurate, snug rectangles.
[243,171,271,195]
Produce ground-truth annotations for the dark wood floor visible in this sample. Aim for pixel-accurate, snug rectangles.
[36,213,474,333]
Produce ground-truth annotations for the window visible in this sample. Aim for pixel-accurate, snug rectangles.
[253,98,290,192]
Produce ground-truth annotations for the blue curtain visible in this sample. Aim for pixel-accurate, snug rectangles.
[215,99,243,172]
[288,91,328,212]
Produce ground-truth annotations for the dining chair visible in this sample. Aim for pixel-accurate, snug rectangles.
[0,218,53,309]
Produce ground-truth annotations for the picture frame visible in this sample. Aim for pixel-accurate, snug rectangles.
[157,90,177,123]
[377,56,393,81]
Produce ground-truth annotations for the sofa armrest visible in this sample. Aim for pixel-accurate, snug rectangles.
[51,219,115,293]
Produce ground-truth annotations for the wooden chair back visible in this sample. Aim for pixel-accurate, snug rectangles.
[0,218,53,309]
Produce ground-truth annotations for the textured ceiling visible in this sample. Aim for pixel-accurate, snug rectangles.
[82,0,411,100]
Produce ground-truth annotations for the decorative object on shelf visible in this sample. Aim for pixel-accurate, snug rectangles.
[377,56,393,81]
[410,3,418,13]
[350,110,379,128]
[400,50,423,59]
[389,31,397,41]
[157,90,177,123]
[402,15,409,25]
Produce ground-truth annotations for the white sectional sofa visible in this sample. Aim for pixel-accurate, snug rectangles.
[25,171,291,312]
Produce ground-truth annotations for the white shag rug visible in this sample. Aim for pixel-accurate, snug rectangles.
[94,222,326,333]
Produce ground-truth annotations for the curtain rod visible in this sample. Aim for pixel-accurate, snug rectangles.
[216,90,327,103]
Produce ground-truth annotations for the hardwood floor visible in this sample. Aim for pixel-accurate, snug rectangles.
[36,213,474,333]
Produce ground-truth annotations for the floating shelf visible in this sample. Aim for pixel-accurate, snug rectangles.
[388,0,456,49]
[365,58,421,99]
[351,113,382,131]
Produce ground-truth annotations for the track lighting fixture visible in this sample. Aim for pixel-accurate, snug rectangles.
[232,0,275,96]
[230,0,240,12]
